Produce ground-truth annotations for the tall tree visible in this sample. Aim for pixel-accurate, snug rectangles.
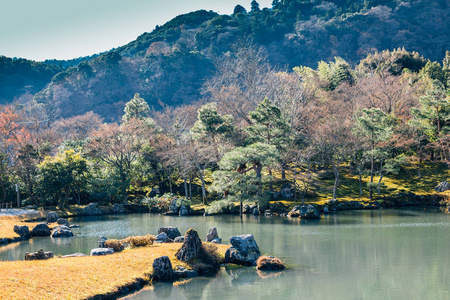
[123,93,150,122]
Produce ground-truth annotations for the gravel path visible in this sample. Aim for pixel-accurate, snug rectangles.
[0,209,38,217]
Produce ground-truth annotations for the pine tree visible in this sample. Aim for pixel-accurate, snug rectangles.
[123,93,150,122]
[251,0,260,13]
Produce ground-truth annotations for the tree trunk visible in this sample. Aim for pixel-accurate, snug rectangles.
[332,163,339,200]
[370,142,374,201]
[418,148,422,180]
[183,176,188,200]
[169,177,173,194]
[188,174,192,200]
[198,169,207,204]
[268,169,274,192]
[377,160,384,195]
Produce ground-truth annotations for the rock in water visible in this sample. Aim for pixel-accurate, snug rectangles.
[113,203,126,214]
[176,229,202,261]
[90,248,114,256]
[46,211,59,223]
[56,218,69,226]
[435,181,450,192]
[83,203,103,216]
[98,237,108,248]
[206,227,219,242]
[51,225,74,238]
[152,256,174,281]
[224,234,261,266]
[13,225,30,238]
[179,205,190,216]
[25,249,53,261]
[31,223,51,237]
[158,226,181,240]
[288,205,321,219]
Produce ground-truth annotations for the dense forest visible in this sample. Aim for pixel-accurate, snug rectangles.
[1,0,449,121]
[0,45,449,211]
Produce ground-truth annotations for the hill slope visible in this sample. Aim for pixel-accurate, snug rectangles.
[5,0,450,119]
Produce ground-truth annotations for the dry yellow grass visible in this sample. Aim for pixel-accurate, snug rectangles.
[0,216,56,239]
[0,243,228,300]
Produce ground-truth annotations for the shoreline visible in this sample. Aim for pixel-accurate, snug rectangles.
[0,191,448,247]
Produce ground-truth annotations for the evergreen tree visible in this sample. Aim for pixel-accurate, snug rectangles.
[272,0,280,9]
[123,93,150,122]
[233,4,247,15]
[251,0,261,12]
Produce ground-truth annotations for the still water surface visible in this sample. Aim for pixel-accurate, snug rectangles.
[1,209,450,299]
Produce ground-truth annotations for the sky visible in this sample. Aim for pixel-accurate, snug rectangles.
[0,0,272,61]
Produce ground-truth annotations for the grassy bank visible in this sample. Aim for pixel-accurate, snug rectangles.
[0,243,228,300]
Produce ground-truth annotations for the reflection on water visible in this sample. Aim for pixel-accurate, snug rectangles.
[2,209,450,299]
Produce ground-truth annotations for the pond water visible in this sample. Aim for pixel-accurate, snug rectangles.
[2,209,450,300]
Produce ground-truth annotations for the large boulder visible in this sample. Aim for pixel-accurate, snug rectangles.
[179,205,191,216]
[158,226,181,240]
[83,203,103,216]
[31,223,51,237]
[173,266,198,278]
[46,211,59,223]
[206,227,219,243]
[51,225,74,238]
[435,181,450,192]
[56,218,69,226]
[90,248,114,256]
[176,229,202,261]
[13,225,30,239]
[25,249,53,261]
[155,232,173,243]
[173,236,185,243]
[288,205,321,219]
[224,234,261,266]
[152,256,174,281]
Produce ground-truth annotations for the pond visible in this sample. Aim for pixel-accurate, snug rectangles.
[1,209,450,299]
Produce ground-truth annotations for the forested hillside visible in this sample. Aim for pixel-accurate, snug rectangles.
[2,0,450,121]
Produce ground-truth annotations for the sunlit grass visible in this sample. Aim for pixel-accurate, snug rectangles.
[0,243,228,300]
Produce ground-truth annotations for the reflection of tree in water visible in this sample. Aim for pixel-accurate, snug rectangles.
[153,282,173,299]
[177,277,213,300]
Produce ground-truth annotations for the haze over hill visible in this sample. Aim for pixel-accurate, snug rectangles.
[1,0,449,121]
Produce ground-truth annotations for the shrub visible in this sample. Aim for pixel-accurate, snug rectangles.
[256,256,286,271]
[122,235,156,248]
[205,199,233,214]
[104,239,124,252]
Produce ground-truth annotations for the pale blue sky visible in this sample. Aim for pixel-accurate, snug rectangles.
[0,0,272,61]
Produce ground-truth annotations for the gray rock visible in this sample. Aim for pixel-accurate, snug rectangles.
[98,237,108,248]
[206,227,219,242]
[69,224,80,228]
[13,225,30,238]
[155,232,173,243]
[253,208,259,216]
[243,204,250,214]
[83,203,103,216]
[60,253,88,258]
[264,210,273,216]
[113,203,126,214]
[174,266,198,278]
[31,223,51,237]
[152,256,174,281]
[25,249,53,260]
[46,211,59,223]
[90,248,114,256]
[169,199,180,214]
[176,229,202,261]
[288,205,321,219]
[51,225,74,238]
[435,181,450,192]
[158,226,181,240]
[280,183,293,198]
[179,205,190,216]
[323,206,330,214]
[0,238,8,244]
[211,238,222,244]
[224,234,261,266]
[56,218,69,226]
[173,236,184,243]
